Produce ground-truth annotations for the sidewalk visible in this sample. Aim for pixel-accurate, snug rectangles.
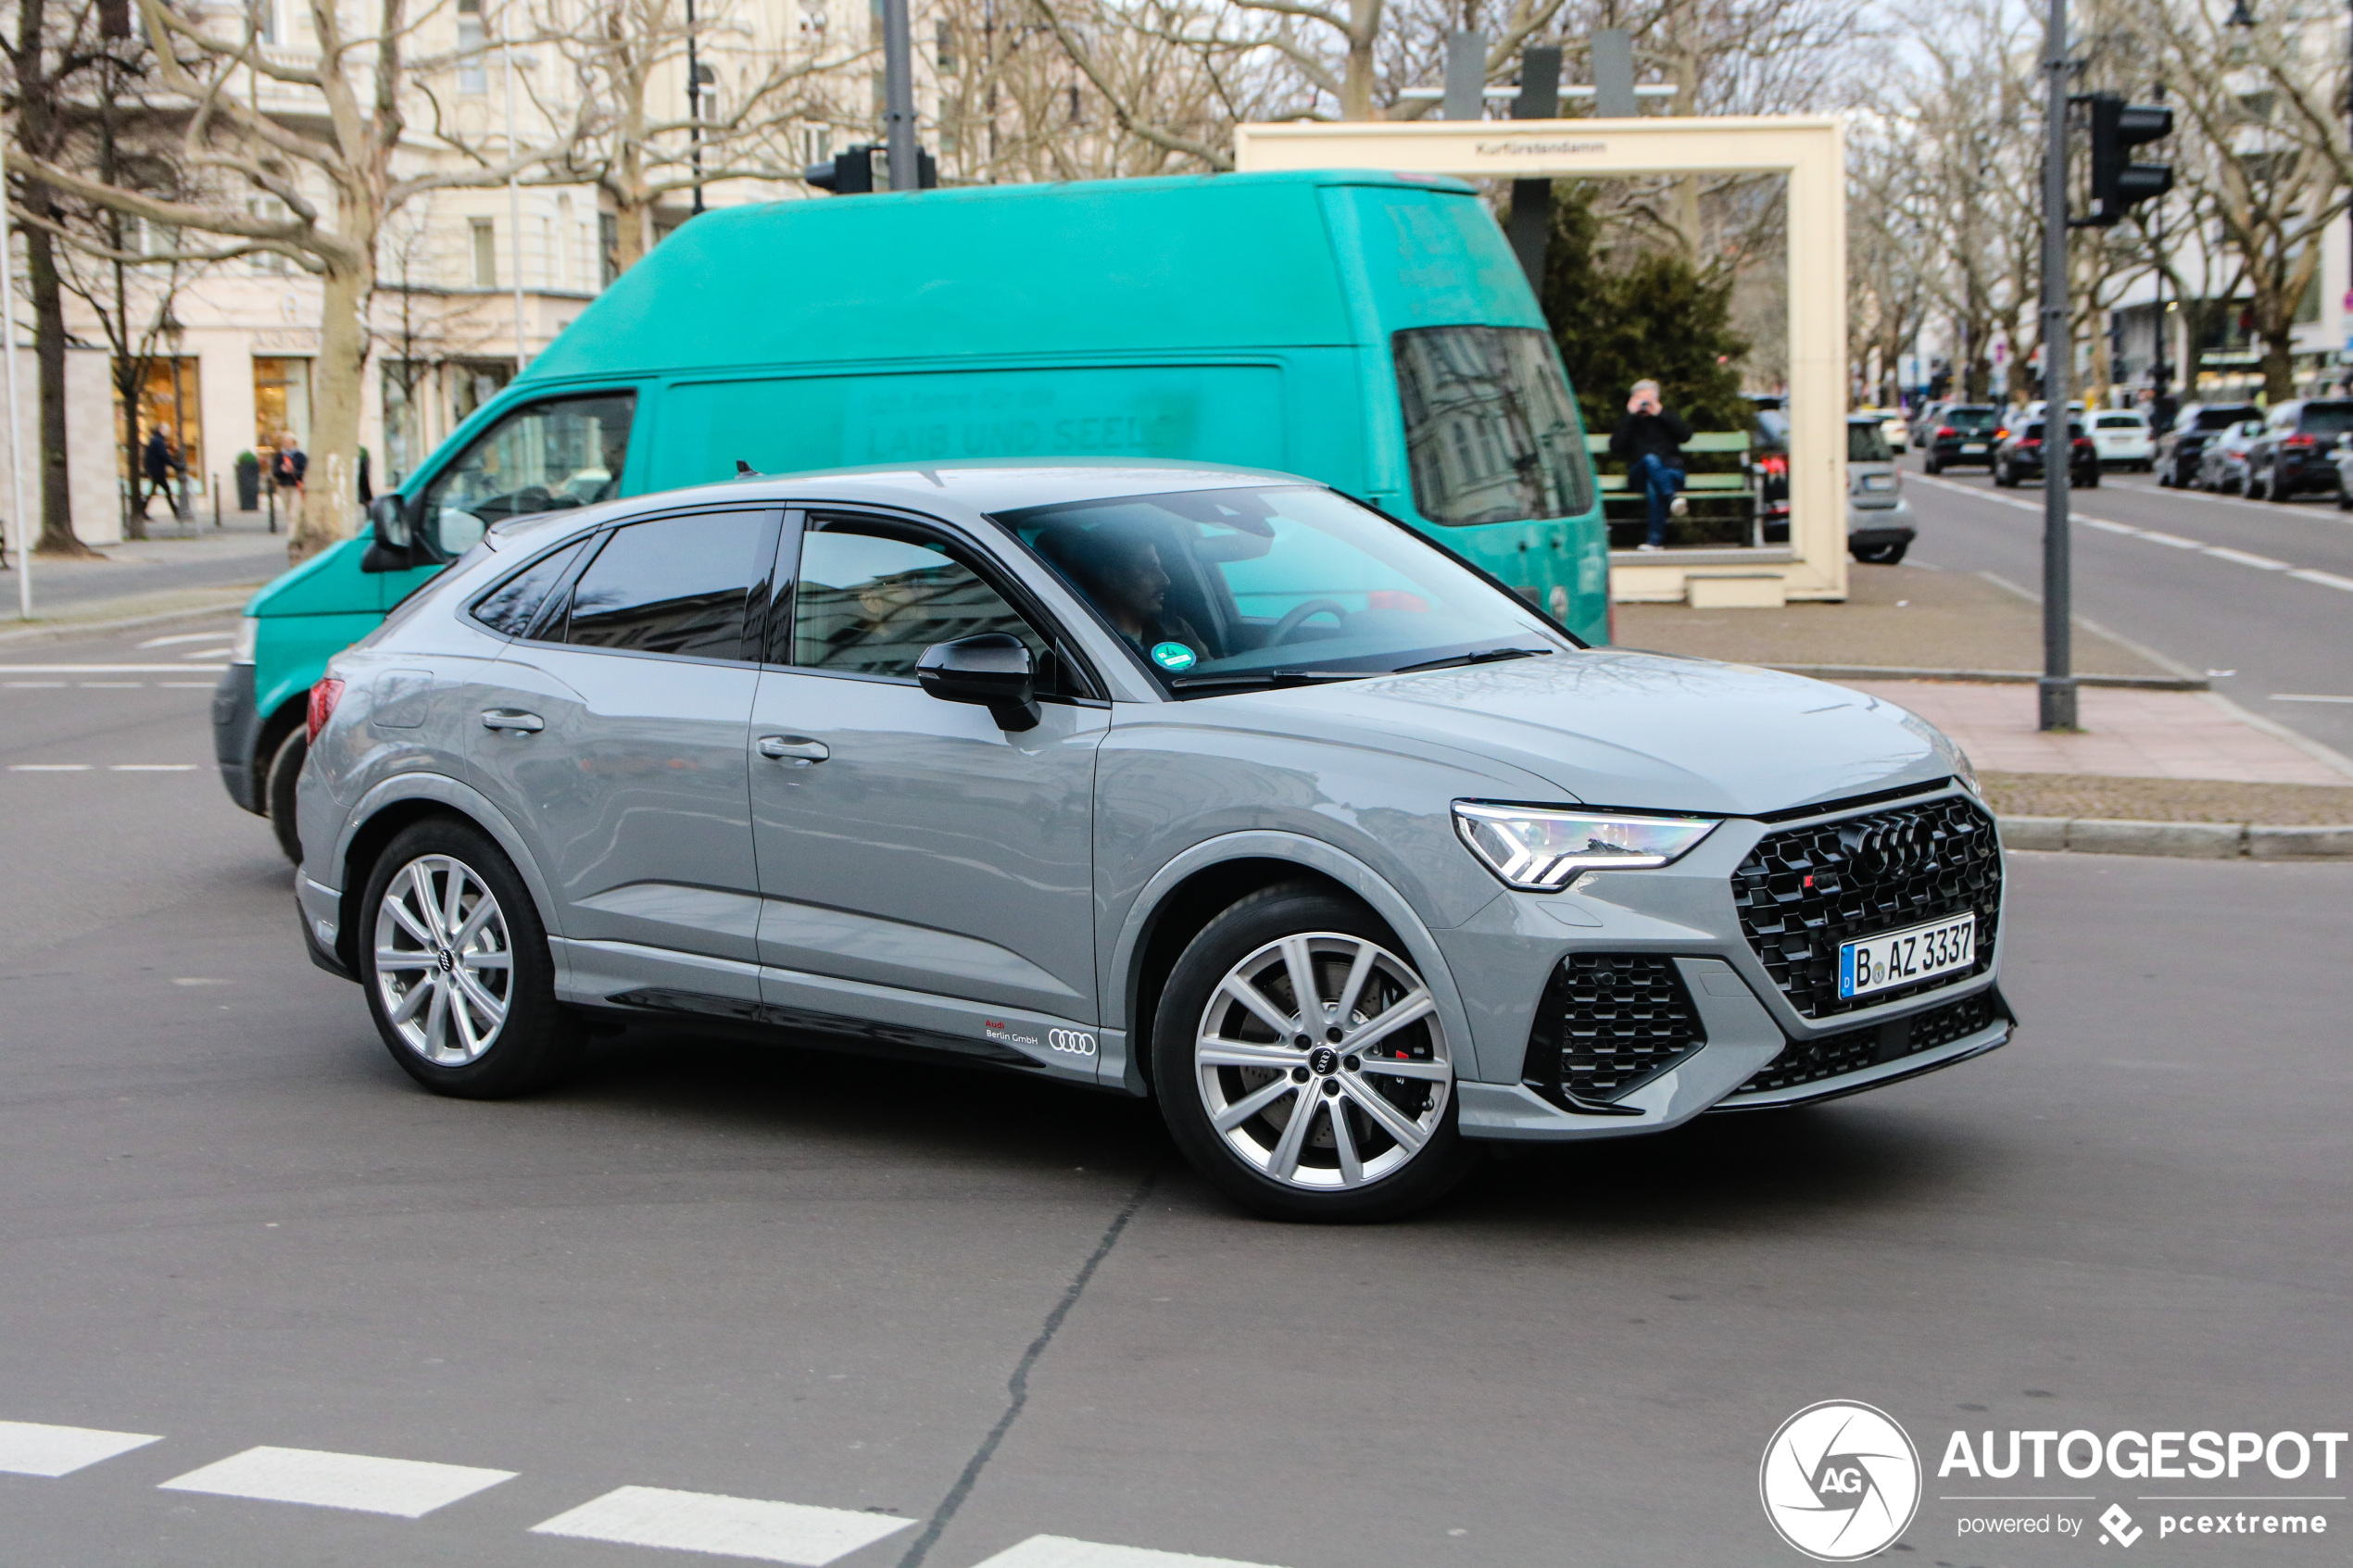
[2,510,288,626]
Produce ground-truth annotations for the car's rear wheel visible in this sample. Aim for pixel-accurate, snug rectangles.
[1152,885,1476,1223]
[359,818,580,1098]
[1852,542,1908,564]
[264,728,307,865]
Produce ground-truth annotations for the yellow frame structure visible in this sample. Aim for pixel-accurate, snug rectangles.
[1234,115,1848,605]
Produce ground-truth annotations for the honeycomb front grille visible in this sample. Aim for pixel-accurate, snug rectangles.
[1733,987,2001,1097]
[1731,795,2002,1019]
[1523,953,1707,1110]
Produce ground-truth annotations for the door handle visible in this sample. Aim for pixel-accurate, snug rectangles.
[757,734,830,765]
[480,709,545,734]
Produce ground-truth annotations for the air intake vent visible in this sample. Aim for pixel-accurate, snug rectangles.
[1733,986,2001,1097]
[1524,953,1707,1112]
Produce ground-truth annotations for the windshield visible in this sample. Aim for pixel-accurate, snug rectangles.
[997,484,1567,696]
[419,393,635,554]
[1944,407,1999,431]
[1391,326,1593,525]
[2095,414,2145,429]
[1848,422,1893,462]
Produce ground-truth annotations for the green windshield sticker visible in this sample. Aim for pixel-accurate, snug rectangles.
[1150,641,1197,671]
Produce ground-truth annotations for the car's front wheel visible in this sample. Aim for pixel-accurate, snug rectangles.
[1152,885,1476,1222]
[359,818,581,1098]
[264,728,307,865]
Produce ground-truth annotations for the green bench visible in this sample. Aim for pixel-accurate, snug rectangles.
[1586,430,1762,549]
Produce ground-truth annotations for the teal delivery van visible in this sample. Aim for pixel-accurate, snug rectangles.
[215,169,1604,856]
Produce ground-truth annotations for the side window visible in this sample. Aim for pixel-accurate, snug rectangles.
[418,392,635,556]
[791,519,1046,679]
[471,538,587,636]
[561,510,770,660]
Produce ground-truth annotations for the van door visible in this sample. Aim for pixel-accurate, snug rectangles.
[467,507,779,1000]
[747,512,1106,1026]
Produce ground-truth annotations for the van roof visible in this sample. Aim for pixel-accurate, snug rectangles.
[521,170,1498,384]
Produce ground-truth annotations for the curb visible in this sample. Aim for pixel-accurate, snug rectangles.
[2000,816,2353,859]
[1771,663,2208,691]
[0,593,253,646]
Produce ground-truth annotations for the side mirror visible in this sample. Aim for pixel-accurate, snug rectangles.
[916,633,1039,732]
[359,494,422,573]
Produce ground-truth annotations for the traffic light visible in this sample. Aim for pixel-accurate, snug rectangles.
[802,143,937,194]
[2084,92,2172,227]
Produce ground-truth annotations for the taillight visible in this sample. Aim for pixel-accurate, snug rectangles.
[1936,425,1957,438]
[307,678,346,744]
[1994,428,2009,440]
[1762,455,1788,476]
[2023,438,2042,449]
[2284,433,2315,449]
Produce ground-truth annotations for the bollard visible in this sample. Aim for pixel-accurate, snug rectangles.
[212,473,221,527]
[267,481,276,534]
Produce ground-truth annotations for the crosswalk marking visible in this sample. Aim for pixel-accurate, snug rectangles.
[157,1445,516,1518]
[0,1419,162,1477]
[969,1537,1292,1568]
[530,1485,915,1565]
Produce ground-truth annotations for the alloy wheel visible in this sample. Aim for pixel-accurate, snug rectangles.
[372,853,515,1066]
[1192,933,1451,1191]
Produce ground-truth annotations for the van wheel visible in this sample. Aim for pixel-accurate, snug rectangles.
[358,818,581,1098]
[1151,884,1477,1223]
[265,729,308,865]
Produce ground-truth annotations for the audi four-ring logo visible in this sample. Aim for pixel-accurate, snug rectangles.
[1049,1029,1098,1057]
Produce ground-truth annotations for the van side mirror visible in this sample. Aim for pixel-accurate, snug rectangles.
[916,633,1039,732]
[359,494,422,573]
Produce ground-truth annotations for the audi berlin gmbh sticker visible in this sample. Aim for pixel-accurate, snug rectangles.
[1760,1402,2347,1557]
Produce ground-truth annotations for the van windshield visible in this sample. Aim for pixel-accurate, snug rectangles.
[419,392,635,554]
[1391,327,1593,525]
[999,484,1568,696]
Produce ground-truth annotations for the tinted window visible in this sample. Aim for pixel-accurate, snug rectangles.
[2195,406,2261,430]
[2297,401,2353,435]
[1392,326,1593,525]
[472,539,586,636]
[562,511,768,659]
[2095,414,2144,429]
[1945,407,1998,430]
[1848,423,1893,462]
[420,393,635,555]
[792,521,1044,679]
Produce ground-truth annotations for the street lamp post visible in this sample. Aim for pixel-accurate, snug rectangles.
[2039,0,2076,732]
[686,0,705,214]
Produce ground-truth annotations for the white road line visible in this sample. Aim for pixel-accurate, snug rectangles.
[530,1486,914,1565]
[159,681,217,688]
[2202,546,2290,570]
[140,631,236,647]
[969,1537,1293,1568]
[180,648,235,659]
[8,763,93,771]
[2272,694,2353,703]
[0,1419,162,1477]
[110,764,197,771]
[2136,529,2205,549]
[0,663,229,673]
[80,682,143,688]
[157,1445,515,1518]
[2082,517,2141,535]
[6,680,66,687]
[2289,567,2353,592]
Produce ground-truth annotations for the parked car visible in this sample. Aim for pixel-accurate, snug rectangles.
[2157,402,2263,488]
[1921,405,2003,472]
[294,460,2011,1223]
[2245,397,2353,501]
[1848,414,1916,563]
[1907,400,1951,450]
[1993,419,2098,488]
[2088,409,2155,471]
[2193,420,2266,493]
[215,170,1608,865]
[1856,406,1909,454]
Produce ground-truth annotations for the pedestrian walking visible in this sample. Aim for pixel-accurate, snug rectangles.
[1608,379,1692,552]
[271,431,308,535]
[143,425,186,519]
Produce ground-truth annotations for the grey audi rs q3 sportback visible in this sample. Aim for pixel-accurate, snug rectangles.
[296,462,2012,1221]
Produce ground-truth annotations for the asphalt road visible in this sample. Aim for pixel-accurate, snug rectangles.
[1903,460,2353,761]
[3,613,2350,1567]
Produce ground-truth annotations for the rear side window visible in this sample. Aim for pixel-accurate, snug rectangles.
[472,538,586,636]
[2297,402,2353,435]
[790,521,1045,678]
[1393,326,1593,525]
[1848,423,1893,462]
[561,510,771,660]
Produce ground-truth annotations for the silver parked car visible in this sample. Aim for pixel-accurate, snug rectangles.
[296,462,2012,1221]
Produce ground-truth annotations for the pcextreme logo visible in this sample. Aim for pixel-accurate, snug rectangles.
[1760,1400,1923,1562]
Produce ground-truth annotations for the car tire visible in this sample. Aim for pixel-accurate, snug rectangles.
[264,728,308,865]
[2269,475,2293,503]
[1151,884,1478,1223]
[1924,458,1942,475]
[2079,470,2099,489]
[358,817,582,1099]
[2338,491,2353,512]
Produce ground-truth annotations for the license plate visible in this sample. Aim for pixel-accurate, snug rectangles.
[1839,913,1977,1000]
[1960,443,1986,454]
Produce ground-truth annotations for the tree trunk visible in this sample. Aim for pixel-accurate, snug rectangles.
[2259,322,2294,403]
[291,255,371,562]
[23,195,93,557]
[1339,0,1380,119]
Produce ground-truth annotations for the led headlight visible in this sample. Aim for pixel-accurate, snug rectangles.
[231,616,259,666]
[1452,802,1719,890]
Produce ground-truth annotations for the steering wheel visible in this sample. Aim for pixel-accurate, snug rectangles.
[1267,599,1350,646]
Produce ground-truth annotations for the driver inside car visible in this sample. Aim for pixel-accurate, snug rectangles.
[1038,522,1212,665]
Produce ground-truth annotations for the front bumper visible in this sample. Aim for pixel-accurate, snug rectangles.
[211,663,266,814]
[1438,784,2009,1143]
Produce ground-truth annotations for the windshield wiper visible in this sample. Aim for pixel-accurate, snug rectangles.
[1166,670,1364,694]
[1392,646,1553,674]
